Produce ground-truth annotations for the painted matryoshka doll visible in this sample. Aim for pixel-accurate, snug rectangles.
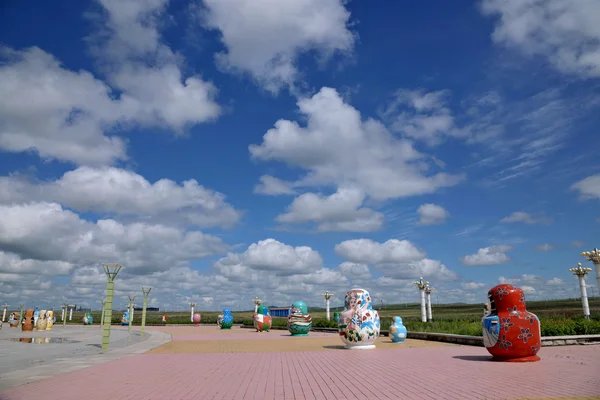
[46,310,54,331]
[338,288,380,349]
[254,305,271,332]
[9,312,19,328]
[121,311,129,326]
[333,312,340,323]
[22,309,34,332]
[482,284,541,362]
[217,313,224,327]
[37,310,48,331]
[389,316,407,343]
[33,308,40,328]
[86,312,93,325]
[221,308,233,330]
[193,312,201,327]
[287,301,312,336]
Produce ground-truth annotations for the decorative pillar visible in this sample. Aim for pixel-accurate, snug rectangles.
[63,304,67,326]
[414,277,429,323]
[252,297,262,313]
[570,263,592,319]
[68,305,74,321]
[189,302,196,323]
[100,300,106,328]
[61,305,66,322]
[580,248,600,290]
[102,263,122,353]
[425,285,434,322]
[2,303,7,322]
[321,290,334,321]
[128,295,135,332]
[141,286,152,337]
[18,304,24,324]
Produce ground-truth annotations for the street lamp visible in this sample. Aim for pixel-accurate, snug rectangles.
[2,303,7,322]
[570,263,593,319]
[252,297,262,313]
[128,295,135,332]
[68,304,75,321]
[424,285,434,322]
[189,302,197,323]
[321,290,334,320]
[580,247,600,290]
[102,263,122,352]
[18,304,24,324]
[141,286,152,337]
[413,277,429,323]
[100,300,106,328]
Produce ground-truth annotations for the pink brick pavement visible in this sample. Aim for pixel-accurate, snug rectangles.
[1,327,599,400]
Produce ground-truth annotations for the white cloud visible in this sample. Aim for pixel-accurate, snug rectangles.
[500,211,551,224]
[335,238,458,281]
[253,175,297,195]
[461,245,512,266]
[461,281,486,290]
[535,243,553,252]
[481,0,600,78]
[0,0,221,166]
[276,187,384,232]
[337,262,372,280]
[0,202,229,274]
[0,166,241,229]
[214,238,322,277]
[521,285,536,294]
[571,174,600,200]
[546,277,565,286]
[417,203,449,225]
[199,0,355,93]
[0,251,74,276]
[250,87,464,201]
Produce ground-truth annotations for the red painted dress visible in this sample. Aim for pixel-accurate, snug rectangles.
[482,284,541,362]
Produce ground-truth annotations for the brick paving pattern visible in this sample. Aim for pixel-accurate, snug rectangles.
[1,325,598,400]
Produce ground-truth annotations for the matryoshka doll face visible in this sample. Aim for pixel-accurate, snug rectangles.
[346,294,357,310]
[488,284,526,314]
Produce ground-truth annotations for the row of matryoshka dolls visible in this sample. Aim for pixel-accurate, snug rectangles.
[7,309,56,331]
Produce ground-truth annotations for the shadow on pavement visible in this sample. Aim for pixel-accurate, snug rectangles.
[452,355,492,362]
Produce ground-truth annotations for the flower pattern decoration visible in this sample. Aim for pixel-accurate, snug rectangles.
[494,286,509,300]
[500,317,514,332]
[507,305,519,316]
[519,292,526,306]
[518,327,533,343]
[499,334,512,350]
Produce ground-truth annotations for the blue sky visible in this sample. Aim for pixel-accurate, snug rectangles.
[1,0,599,311]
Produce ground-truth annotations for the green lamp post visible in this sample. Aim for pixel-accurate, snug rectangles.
[18,303,24,324]
[101,263,122,352]
[128,295,135,332]
[141,286,152,337]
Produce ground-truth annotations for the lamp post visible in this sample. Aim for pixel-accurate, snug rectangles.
[414,277,429,323]
[189,302,196,323]
[128,295,135,332]
[570,263,592,319]
[18,304,24,324]
[102,263,122,352]
[321,290,334,321]
[252,297,262,313]
[60,304,66,322]
[2,303,7,322]
[68,304,75,321]
[580,247,600,290]
[141,286,152,337]
[100,300,106,328]
[425,285,434,322]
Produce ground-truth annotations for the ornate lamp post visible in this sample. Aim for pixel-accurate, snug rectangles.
[141,286,152,337]
[580,247,600,290]
[252,297,262,313]
[60,304,66,322]
[68,304,75,321]
[321,290,334,321]
[570,263,593,319]
[425,285,434,322]
[414,277,429,323]
[102,263,122,352]
[100,300,106,327]
[189,302,197,323]
[128,295,135,332]
[2,303,8,322]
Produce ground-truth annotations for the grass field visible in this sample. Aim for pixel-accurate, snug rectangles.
[29,297,600,337]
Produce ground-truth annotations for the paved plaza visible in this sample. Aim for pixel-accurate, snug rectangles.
[0,325,598,400]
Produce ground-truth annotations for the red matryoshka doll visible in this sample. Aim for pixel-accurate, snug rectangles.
[482,284,541,362]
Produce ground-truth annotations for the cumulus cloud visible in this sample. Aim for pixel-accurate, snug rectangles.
[0,167,241,229]
[417,203,450,225]
[461,245,512,266]
[534,243,553,252]
[0,202,229,274]
[198,0,355,93]
[276,187,384,232]
[571,174,600,200]
[250,87,464,201]
[481,0,600,78]
[337,262,372,280]
[500,211,552,224]
[0,0,221,166]
[253,175,297,195]
[461,281,486,290]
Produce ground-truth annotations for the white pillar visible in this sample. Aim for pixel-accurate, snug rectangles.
[595,263,600,292]
[426,292,432,322]
[190,305,195,322]
[131,306,135,322]
[2,307,7,322]
[61,308,65,321]
[69,307,73,321]
[420,290,426,322]
[578,275,591,319]
[325,299,331,321]
[254,303,259,313]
